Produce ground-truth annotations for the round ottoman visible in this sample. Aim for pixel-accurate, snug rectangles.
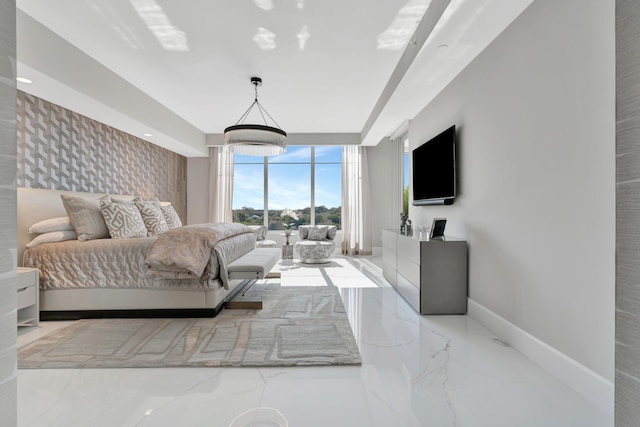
[295,240,335,264]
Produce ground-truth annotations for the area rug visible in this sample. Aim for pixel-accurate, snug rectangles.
[18,283,361,368]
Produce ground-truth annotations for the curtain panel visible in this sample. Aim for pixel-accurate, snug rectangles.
[341,146,372,256]
[208,146,234,223]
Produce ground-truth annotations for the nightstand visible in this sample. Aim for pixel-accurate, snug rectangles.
[16,267,39,327]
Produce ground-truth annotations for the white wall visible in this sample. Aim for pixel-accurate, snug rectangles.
[367,137,402,249]
[408,0,614,381]
[187,157,210,225]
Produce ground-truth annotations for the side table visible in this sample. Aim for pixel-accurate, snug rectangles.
[16,267,39,327]
[282,244,294,259]
[281,232,297,259]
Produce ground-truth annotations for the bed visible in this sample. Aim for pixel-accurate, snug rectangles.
[17,188,262,319]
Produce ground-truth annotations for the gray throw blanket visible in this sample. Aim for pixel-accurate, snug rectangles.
[144,223,254,288]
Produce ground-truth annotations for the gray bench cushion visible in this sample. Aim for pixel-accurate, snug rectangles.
[227,248,281,280]
[257,239,277,248]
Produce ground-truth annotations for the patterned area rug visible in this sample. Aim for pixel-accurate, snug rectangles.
[18,283,361,368]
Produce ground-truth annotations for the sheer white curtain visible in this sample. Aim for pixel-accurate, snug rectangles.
[341,145,372,256]
[208,146,234,223]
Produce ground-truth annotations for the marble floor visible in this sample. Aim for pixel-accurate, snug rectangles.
[17,257,612,427]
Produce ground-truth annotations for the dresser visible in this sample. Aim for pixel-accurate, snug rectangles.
[382,229,468,315]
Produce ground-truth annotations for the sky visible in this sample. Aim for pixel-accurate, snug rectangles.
[232,146,342,211]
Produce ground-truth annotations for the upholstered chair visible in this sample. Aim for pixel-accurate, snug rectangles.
[247,225,277,248]
[295,225,337,264]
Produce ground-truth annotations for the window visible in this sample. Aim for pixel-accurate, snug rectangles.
[232,154,265,226]
[232,146,342,230]
[314,146,342,227]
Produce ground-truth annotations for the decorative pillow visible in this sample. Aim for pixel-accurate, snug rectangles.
[26,230,78,248]
[247,225,267,241]
[100,201,147,239]
[60,194,111,241]
[160,204,183,229]
[307,226,328,241]
[134,199,169,236]
[326,226,337,240]
[111,197,135,205]
[28,216,74,234]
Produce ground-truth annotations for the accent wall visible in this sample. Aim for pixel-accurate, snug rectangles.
[16,91,187,219]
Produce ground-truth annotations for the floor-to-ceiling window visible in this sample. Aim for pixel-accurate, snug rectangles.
[232,145,342,230]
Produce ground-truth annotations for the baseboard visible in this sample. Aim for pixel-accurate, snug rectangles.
[468,298,614,418]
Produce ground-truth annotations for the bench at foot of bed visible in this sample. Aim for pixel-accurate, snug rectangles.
[225,248,281,310]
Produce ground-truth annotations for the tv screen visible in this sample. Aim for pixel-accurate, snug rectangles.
[412,125,456,206]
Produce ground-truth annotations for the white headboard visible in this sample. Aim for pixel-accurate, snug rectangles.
[16,188,133,266]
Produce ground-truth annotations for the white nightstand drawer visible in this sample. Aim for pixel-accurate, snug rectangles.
[17,269,37,288]
[17,285,36,310]
[16,267,39,327]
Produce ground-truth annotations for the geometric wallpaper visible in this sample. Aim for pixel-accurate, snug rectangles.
[16,90,187,220]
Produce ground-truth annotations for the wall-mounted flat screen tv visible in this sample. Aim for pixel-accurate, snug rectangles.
[412,125,457,206]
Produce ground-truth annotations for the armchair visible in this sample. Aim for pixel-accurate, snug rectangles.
[247,225,277,248]
[295,225,337,264]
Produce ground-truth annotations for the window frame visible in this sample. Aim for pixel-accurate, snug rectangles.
[232,145,342,230]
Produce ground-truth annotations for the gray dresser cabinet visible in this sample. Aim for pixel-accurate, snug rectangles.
[382,229,468,315]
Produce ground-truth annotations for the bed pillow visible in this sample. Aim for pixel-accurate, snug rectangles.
[134,199,169,236]
[26,230,78,248]
[28,216,74,234]
[110,197,135,205]
[60,194,111,241]
[100,201,147,239]
[160,204,182,229]
[307,226,328,241]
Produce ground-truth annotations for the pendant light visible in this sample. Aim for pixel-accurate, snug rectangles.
[223,77,287,156]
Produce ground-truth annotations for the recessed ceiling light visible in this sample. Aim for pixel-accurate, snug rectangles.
[143,133,153,137]
[16,77,32,84]
[438,44,448,49]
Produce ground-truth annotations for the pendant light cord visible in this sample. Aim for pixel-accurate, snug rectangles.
[233,79,283,129]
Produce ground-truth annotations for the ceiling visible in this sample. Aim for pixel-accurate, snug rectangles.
[15,0,534,157]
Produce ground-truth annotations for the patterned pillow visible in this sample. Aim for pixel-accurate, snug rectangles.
[160,204,182,229]
[111,197,135,205]
[61,194,111,241]
[100,201,147,239]
[134,199,169,236]
[307,226,328,241]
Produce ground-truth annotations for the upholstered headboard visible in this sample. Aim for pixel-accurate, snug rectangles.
[16,188,134,266]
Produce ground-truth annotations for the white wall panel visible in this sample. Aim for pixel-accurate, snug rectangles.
[409,0,614,380]
[0,0,17,424]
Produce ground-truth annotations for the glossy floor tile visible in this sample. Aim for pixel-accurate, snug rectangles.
[17,257,612,427]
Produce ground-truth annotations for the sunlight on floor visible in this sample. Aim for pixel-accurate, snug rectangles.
[273,256,385,288]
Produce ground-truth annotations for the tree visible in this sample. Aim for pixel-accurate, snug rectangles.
[403,186,409,215]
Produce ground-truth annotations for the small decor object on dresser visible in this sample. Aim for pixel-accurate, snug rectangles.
[429,218,447,241]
